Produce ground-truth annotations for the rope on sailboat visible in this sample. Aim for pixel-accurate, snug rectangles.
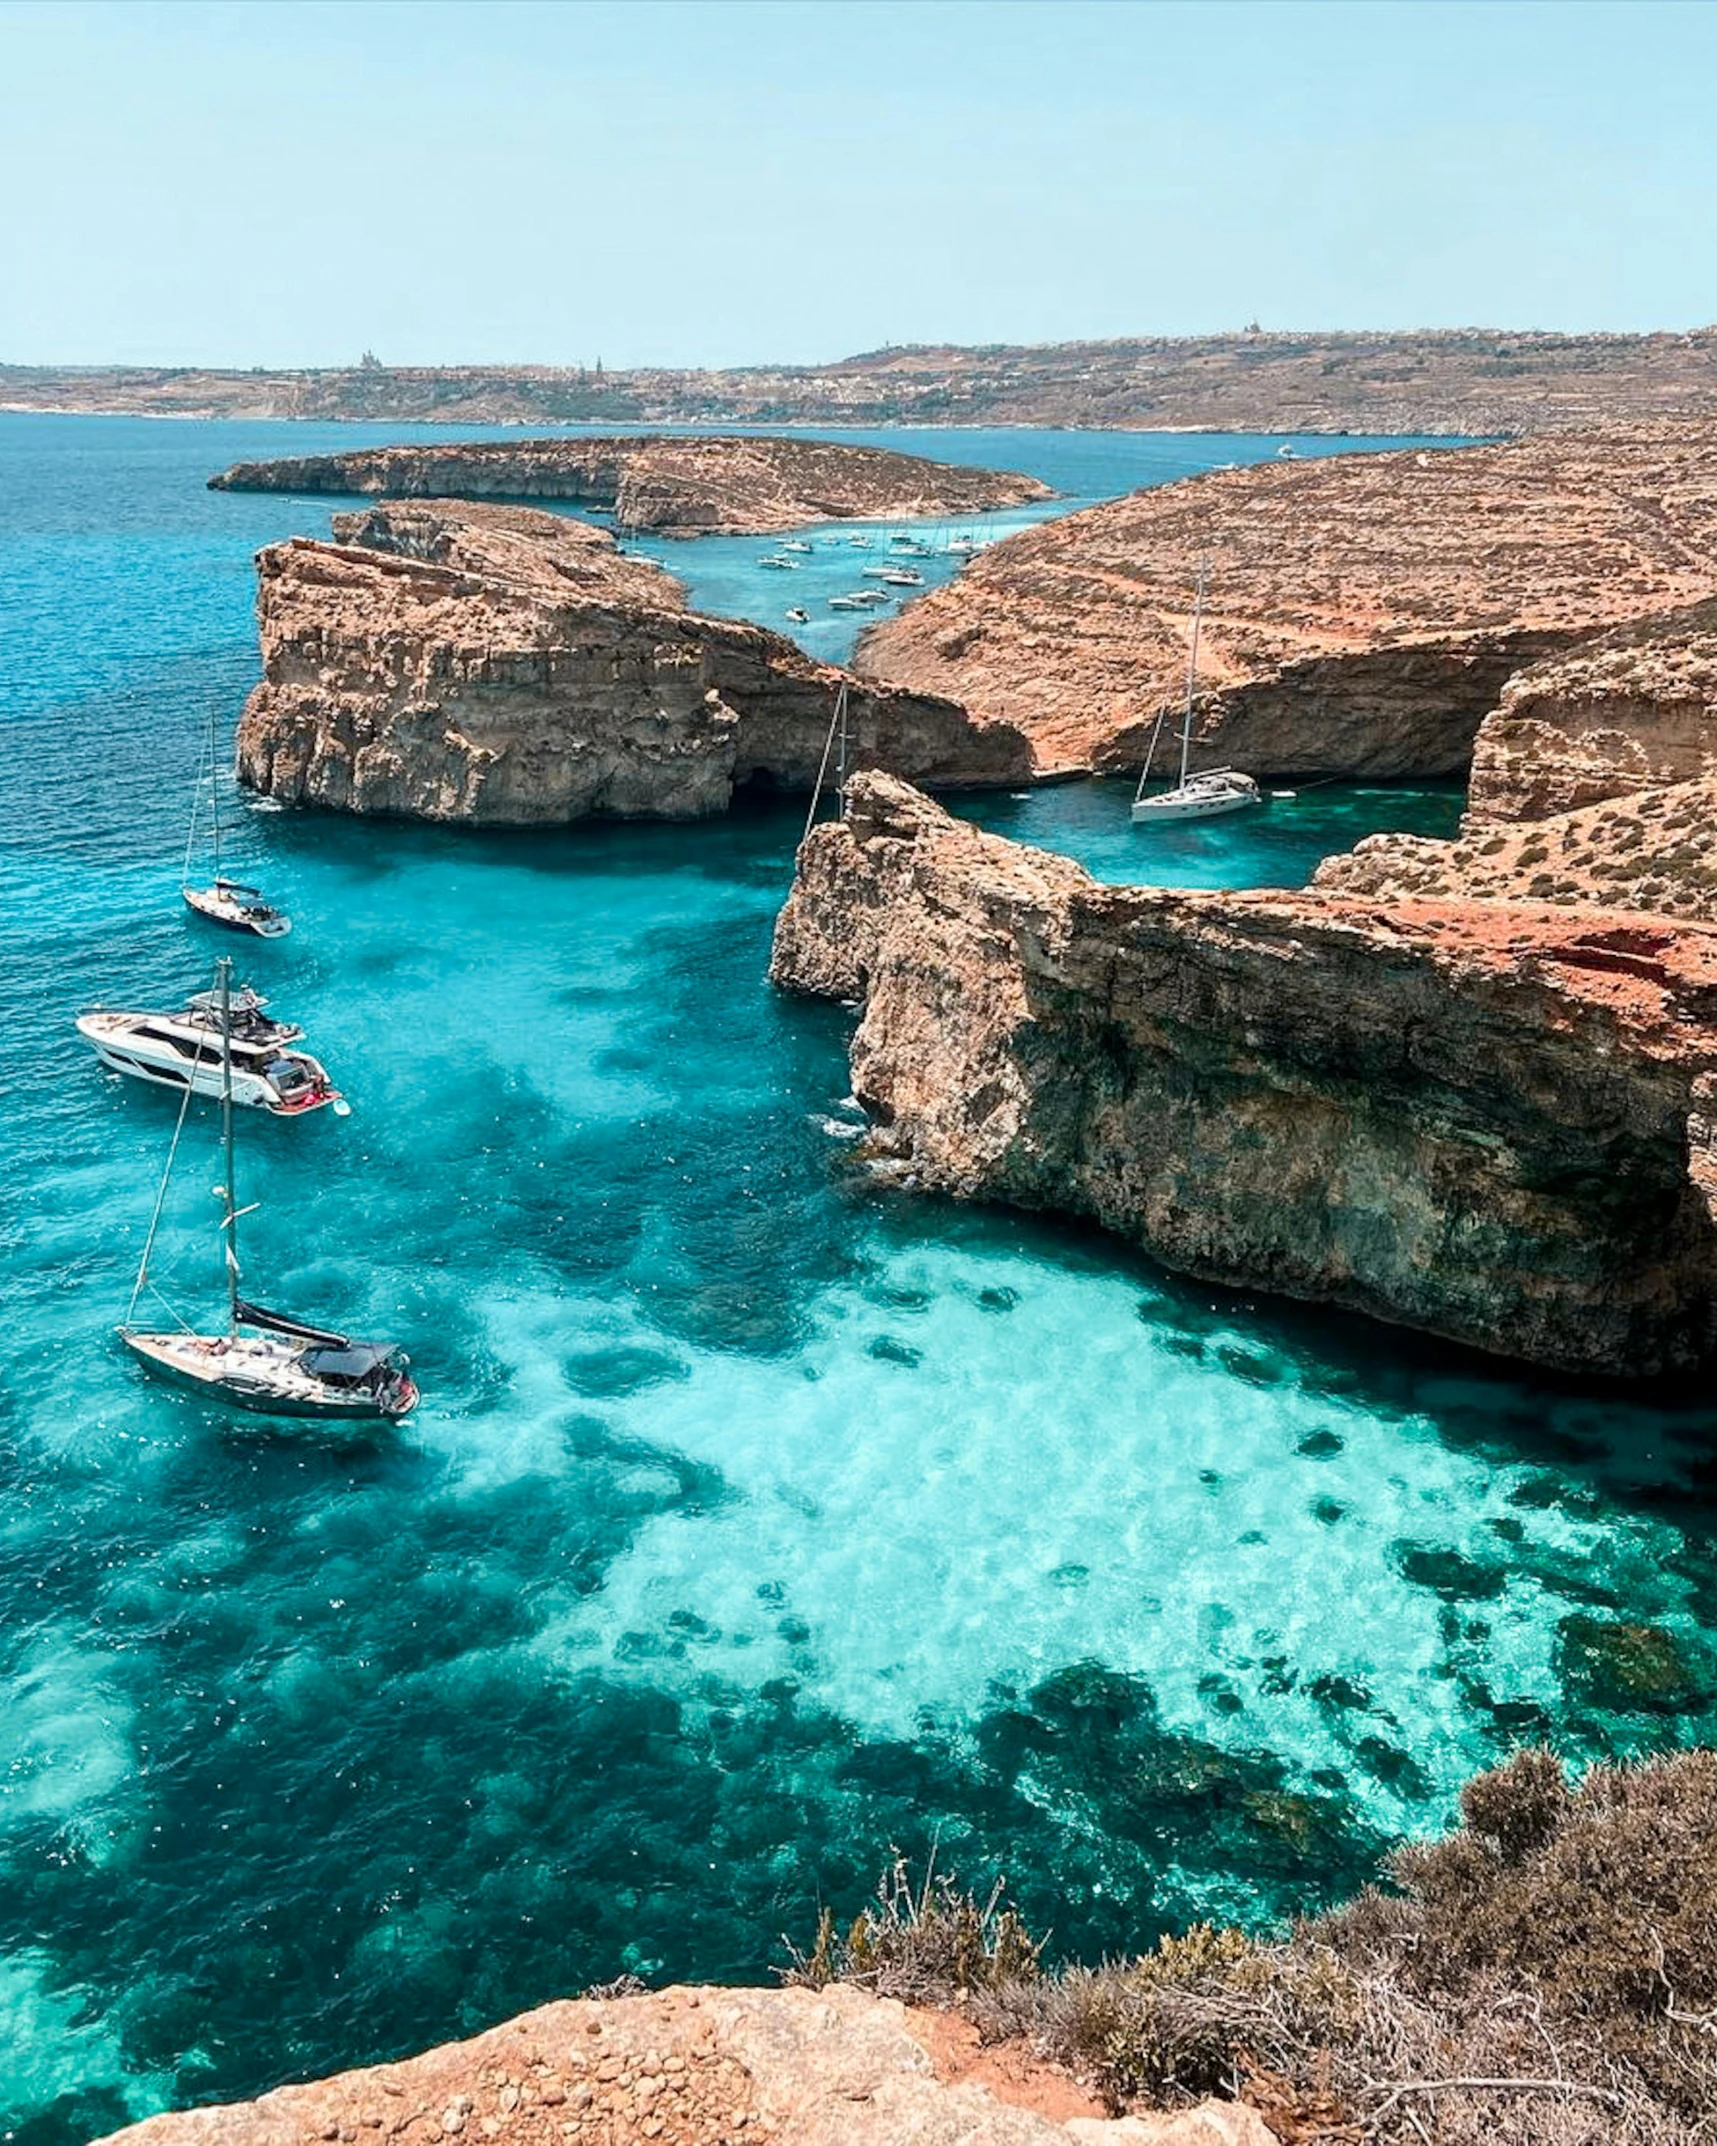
[124,1070,197,1328]
[801,680,849,849]
[182,724,208,886]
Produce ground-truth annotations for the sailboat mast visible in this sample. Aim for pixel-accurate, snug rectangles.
[210,717,222,882]
[836,680,850,818]
[1179,556,1209,790]
[218,957,239,1333]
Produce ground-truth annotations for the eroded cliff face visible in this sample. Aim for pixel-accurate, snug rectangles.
[94,1985,1269,2146]
[1465,598,1717,824]
[209,435,1051,536]
[234,503,1030,823]
[771,774,1717,1379]
[855,428,1717,775]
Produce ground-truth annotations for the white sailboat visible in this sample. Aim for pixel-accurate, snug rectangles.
[1130,559,1261,828]
[119,959,416,1422]
[183,715,291,936]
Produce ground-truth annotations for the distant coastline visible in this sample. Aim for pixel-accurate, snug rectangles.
[7,324,1717,433]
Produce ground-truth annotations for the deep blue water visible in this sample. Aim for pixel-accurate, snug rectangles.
[4,415,1716,2145]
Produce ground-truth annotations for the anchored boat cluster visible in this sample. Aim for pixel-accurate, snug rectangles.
[76,718,418,1425]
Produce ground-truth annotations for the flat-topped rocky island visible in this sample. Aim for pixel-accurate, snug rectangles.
[209,432,1052,536]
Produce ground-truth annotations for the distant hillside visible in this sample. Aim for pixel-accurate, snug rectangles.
[7,327,1717,433]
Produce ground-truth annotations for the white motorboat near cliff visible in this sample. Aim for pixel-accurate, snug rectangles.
[77,982,346,1115]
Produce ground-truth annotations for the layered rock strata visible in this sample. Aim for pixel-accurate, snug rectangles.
[234,503,1030,822]
[209,435,1050,536]
[1466,598,1717,824]
[771,774,1717,1379]
[1312,602,1717,919]
[856,428,1717,774]
[96,1985,1269,2146]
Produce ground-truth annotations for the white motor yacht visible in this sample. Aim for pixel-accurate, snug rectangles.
[76,982,346,1115]
[757,554,799,570]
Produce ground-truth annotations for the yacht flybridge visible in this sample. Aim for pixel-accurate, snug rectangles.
[119,959,415,1423]
[1131,558,1262,828]
[76,982,347,1116]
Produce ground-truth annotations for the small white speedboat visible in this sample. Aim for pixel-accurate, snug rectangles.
[786,606,810,624]
[77,982,346,1115]
[880,568,924,587]
[1130,769,1263,825]
[778,540,813,554]
[757,554,799,571]
[184,879,291,937]
[828,594,867,612]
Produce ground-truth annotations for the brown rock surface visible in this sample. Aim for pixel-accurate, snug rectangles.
[770,773,1717,1378]
[1314,778,1717,923]
[208,435,1050,536]
[95,1986,1272,2146]
[1465,598,1717,823]
[855,429,1717,775]
[234,502,1030,823]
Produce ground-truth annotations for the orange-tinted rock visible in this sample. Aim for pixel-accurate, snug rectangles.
[234,502,1030,823]
[94,1986,1272,2146]
[857,429,1717,776]
[208,435,1050,537]
[1466,598,1717,824]
[771,774,1717,1379]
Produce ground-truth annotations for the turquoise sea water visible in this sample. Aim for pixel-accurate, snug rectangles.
[4,415,1716,2145]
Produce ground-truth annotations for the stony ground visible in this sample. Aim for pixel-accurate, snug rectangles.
[97,1987,1272,2146]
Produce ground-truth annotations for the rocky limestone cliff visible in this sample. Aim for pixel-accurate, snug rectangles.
[771,774,1717,1379]
[856,428,1717,776]
[95,1985,1269,2146]
[1314,777,1717,924]
[208,435,1051,537]
[234,502,1030,822]
[1465,598,1717,824]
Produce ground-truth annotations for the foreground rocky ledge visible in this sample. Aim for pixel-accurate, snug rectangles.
[771,773,1717,1378]
[857,426,1717,774]
[234,503,1029,822]
[97,1985,1265,2146]
[209,435,1051,537]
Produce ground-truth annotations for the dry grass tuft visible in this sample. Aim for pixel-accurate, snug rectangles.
[790,1749,1717,2141]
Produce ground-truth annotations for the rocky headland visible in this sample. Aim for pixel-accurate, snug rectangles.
[1312,599,1717,922]
[855,427,1717,776]
[770,772,1717,1380]
[233,502,1029,822]
[13,324,1717,432]
[96,1986,1264,2146]
[208,435,1050,536]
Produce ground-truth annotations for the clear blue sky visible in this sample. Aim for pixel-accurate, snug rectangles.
[4,0,1715,368]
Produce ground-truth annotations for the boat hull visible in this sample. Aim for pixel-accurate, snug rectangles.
[120,1329,416,1421]
[1130,792,1261,825]
[183,886,291,937]
[75,1018,338,1114]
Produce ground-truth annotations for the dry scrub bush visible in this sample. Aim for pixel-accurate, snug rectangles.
[791,1750,1717,2141]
